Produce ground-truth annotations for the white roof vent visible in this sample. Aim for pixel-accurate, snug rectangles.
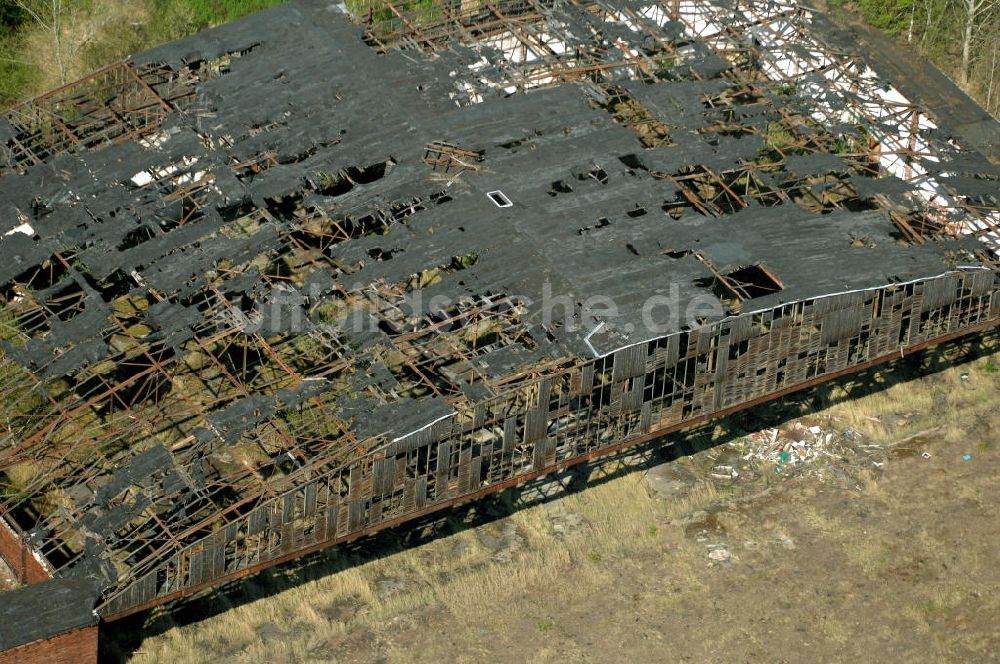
[487,190,513,208]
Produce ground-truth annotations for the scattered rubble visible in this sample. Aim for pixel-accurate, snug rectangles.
[707,546,731,563]
[724,417,933,481]
[374,576,408,598]
[739,421,843,468]
[643,463,694,500]
[772,530,796,550]
[642,413,942,521]
[476,520,524,562]
[257,622,285,644]
[320,597,365,624]
[544,499,588,538]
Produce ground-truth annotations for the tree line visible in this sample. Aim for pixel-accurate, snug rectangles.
[0,0,283,105]
[0,0,997,116]
[851,0,999,113]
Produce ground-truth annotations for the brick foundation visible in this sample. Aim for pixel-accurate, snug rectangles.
[0,626,98,664]
[0,517,50,585]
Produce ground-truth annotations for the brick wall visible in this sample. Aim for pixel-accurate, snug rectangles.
[0,626,98,664]
[0,517,50,585]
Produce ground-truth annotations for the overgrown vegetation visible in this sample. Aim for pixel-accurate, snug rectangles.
[838,0,1000,116]
[0,0,996,116]
[0,0,285,106]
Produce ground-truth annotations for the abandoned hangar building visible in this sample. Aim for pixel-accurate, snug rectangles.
[1,0,999,659]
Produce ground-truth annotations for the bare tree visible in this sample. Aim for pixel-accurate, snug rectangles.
[919,0,951,55]
[12,0,72,84]
[986,27,999,114]
[959,0,999,88]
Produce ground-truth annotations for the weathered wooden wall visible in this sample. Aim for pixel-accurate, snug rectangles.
[97,269,999,618]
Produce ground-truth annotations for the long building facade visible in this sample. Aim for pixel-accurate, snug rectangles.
[1,0,999,659]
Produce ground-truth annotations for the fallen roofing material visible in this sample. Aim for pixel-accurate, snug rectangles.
[1,0,999,653]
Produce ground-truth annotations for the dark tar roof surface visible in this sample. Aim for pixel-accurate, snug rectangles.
[0,0,998,623]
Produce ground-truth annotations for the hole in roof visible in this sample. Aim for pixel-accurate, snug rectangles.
[547,180,573,196]
[718,264,784,301]
[619,154,646,170]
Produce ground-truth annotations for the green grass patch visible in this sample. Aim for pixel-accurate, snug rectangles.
[147,0,288,43]
[0,34,35,107]
[0,0,288,107]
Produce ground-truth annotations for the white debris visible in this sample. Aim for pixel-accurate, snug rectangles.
[711,464,738,480]
[3,222,35,237]
[736,420,856,468]
[707,546,731,562]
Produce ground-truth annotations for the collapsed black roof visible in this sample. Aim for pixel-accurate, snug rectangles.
[0,0,997,617]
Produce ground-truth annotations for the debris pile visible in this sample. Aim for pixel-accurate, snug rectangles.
[738,421,843,469]
[724,417,943,481]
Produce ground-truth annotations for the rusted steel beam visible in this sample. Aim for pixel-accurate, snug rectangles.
[122,62,174,114]
[4,62,124,114]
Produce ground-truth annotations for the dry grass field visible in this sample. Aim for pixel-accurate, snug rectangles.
[106,334,1000,663]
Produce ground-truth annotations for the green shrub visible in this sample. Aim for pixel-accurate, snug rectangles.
[0,34,33,107]
[0,0,287,107]
[149,0,287,41]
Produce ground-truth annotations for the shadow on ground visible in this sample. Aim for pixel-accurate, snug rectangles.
[101,328,999,663]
